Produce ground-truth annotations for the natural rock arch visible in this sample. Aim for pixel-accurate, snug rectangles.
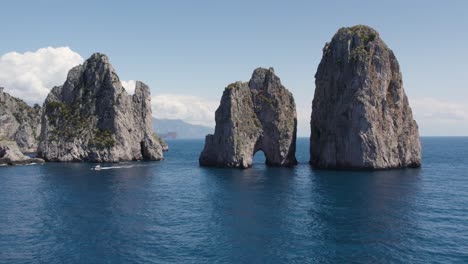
[199,68,297,168]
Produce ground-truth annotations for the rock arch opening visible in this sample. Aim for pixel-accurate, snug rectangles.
[253,149,266,164]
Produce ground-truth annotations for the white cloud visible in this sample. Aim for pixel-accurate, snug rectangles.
[119,81,217,127]
[411,97,468,122]
[121,80,136,95]
[0,47,83,104]
[152,94,218,127]
[409,97,468,136]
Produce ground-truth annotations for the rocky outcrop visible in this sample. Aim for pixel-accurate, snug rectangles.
[200,68,297,168]
[0,88,41,153]
[38,53,164,162]
[153,133,169,151]
[0,140,44,166]
[310,25,421,169]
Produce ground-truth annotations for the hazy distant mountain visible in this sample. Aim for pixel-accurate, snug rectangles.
[152,118,213,139]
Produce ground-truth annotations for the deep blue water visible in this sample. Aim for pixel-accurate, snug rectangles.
[0,137,467,263]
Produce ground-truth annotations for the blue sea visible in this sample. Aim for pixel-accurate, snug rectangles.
[0,137,467,263]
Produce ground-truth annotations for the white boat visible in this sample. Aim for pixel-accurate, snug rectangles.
[92,165,101,170]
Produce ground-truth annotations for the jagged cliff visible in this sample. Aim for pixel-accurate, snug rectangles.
[38,53,163,162]
[0,88,41,153]
[310,25,421,169]
[200,68,297,168]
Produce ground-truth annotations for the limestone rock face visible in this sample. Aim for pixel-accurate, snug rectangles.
[200,68,297,168]
[311,25,421,169]
[157,136,169,152]
[38,53,163,162]
[0,88,41,153]
[0,140,44,166]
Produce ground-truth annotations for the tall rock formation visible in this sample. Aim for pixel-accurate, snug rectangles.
[199,68,297,168]
[0,88,41,153]
[38,53,163,162]
[310,25,421,169]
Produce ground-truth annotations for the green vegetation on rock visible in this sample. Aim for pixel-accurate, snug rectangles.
[348,25,377,44]
[342,25,378,62]
[46,101,90,140]
[227,82,240,90]
[89,129,115,149]
[0,136,13,142]
[350,45,368,61]
[258,93,273,105]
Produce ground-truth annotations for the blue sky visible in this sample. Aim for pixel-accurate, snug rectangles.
[0,0,467,136]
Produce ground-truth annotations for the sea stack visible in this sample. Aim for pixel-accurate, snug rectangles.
[310,25,421,169]
[0,88,42,153]
[199,68,297,168]
[38,53,164,162]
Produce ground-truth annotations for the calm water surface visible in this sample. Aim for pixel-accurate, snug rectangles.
[0,137,467,263]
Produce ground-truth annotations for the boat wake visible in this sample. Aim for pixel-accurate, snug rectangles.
[91,164,148,171]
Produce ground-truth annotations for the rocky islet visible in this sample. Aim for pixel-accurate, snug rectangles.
[199,67,297,168]
[38,53,164,162]
[310,25,421,169]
